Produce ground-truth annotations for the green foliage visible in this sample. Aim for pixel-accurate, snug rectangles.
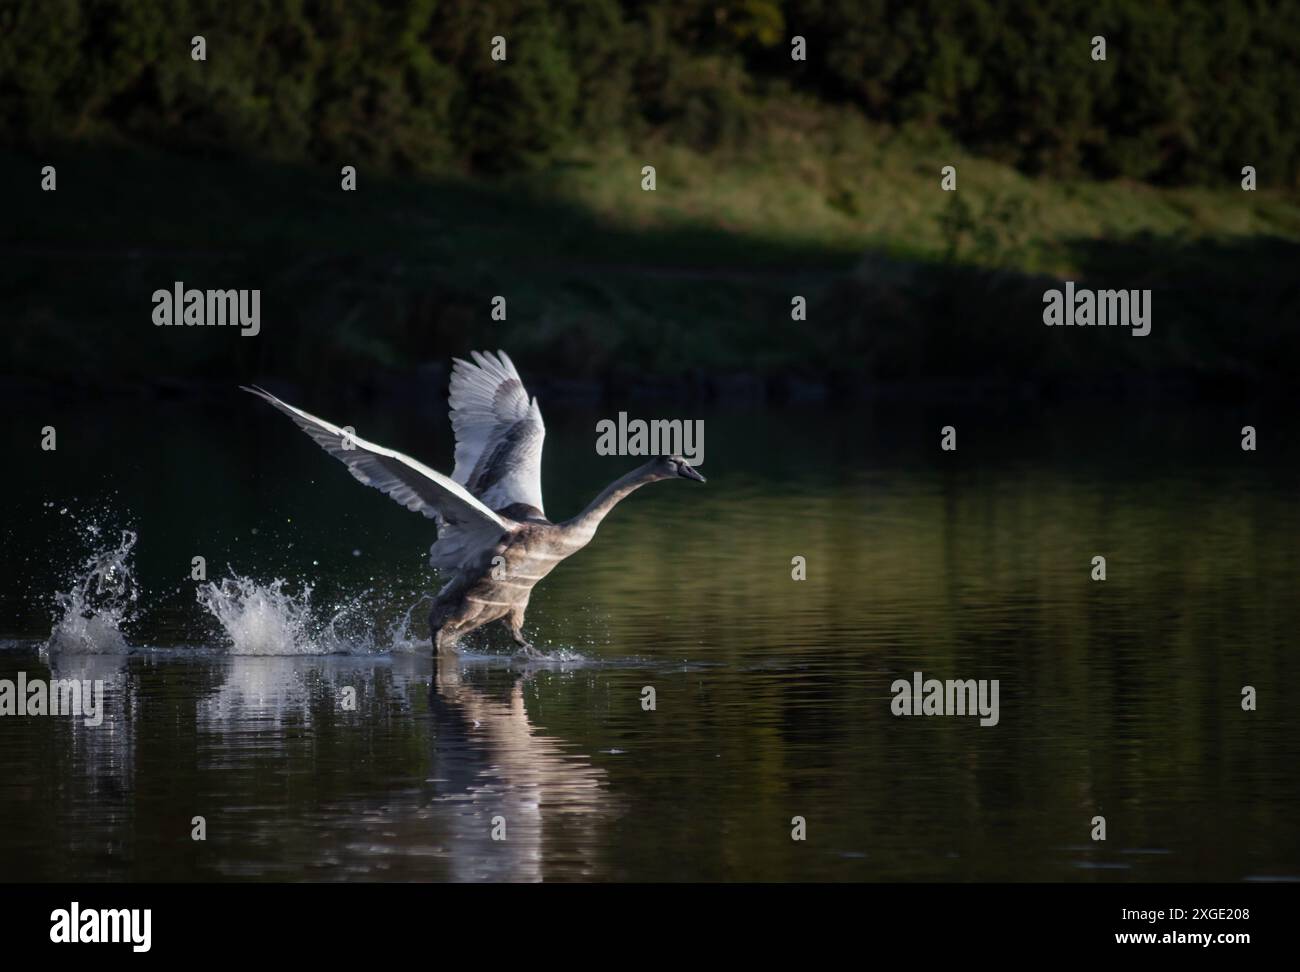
[783,0,1300,186]
[0,0,1296,184]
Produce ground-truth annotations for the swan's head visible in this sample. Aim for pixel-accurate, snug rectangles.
[648,455,706,483]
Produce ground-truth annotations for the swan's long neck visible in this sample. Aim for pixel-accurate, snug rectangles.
[563,464,658,545]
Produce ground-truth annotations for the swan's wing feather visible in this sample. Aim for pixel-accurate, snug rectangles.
[448,350,546,515]
[243,387,510,564]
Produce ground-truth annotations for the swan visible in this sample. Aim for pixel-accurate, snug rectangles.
[243,350,705,655]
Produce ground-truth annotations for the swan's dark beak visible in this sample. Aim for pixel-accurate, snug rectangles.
[679,464,706,483]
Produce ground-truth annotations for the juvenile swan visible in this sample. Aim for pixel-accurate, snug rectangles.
[243,351,705,655]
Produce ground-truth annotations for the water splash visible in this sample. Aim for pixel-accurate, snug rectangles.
[45,529,140,655]
[197,572,433,655]
[332,592,433,655]
[197,574,321,655]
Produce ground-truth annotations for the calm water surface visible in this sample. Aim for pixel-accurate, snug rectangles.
[1,396,1297,880]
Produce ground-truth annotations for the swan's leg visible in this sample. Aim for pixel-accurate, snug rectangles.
[429,585,457,654]
[430,599,478,655]
[507,603,539,658]
[433,622,461,655]
[432,593,508,655]
[507,602,529,645]
[429,569,488,653]
[429,599,459,655]
[432,606,465,654]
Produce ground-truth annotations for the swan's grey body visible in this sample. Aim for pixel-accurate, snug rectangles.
[244,350,704,655]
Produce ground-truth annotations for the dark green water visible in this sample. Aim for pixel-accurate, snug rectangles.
[1,395,1297,880]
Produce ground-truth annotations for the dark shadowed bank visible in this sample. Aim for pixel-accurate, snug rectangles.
[2,147,1297,406]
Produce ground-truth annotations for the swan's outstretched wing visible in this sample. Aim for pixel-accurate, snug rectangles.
[448,350,546,517]
[243,386,510,567]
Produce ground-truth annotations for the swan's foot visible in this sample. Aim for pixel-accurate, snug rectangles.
[510,630,542,659]
[431,616,461,656]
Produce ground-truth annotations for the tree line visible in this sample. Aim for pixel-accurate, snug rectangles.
[1,0,1296,185]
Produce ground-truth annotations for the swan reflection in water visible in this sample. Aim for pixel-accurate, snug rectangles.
[421,651,617,881]
[189,651,616,881]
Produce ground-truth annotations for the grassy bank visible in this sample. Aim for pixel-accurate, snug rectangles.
[4,110,1298,399]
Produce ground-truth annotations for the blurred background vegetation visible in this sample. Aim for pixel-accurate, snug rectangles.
[1,0,1297,398]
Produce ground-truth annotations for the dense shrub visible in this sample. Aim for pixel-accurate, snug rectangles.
[0,0,1296,185]
[779,0,1300,185]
